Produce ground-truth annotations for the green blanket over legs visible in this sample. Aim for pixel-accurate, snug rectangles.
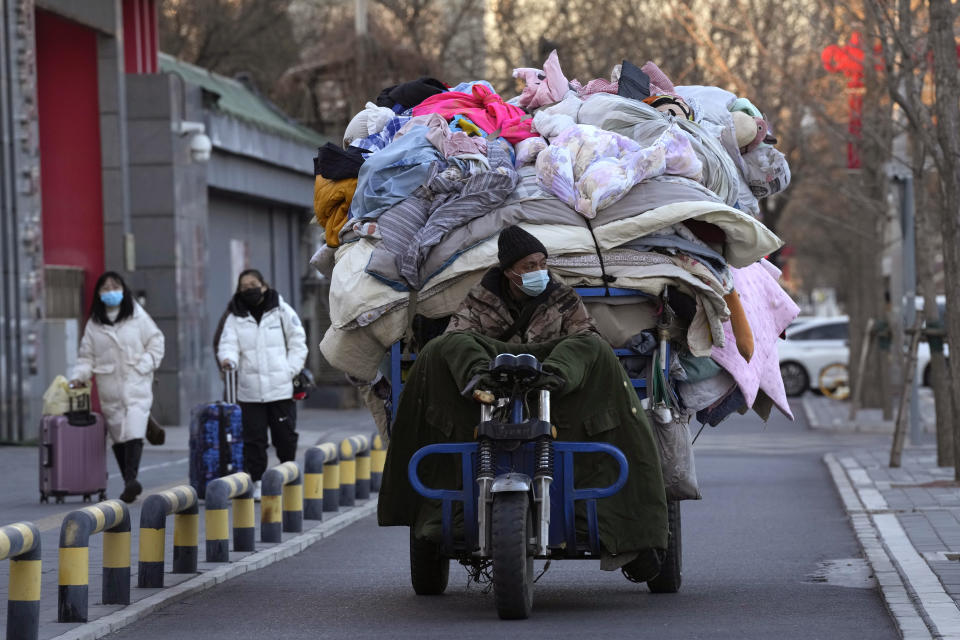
[377,331,668,560]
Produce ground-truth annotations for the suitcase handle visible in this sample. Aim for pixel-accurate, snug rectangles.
[224,368,238,405]
[66,393,96,426]
[42,443,53,467]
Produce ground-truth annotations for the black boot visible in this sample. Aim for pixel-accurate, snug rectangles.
[112,443,127,479]
[119,438,143,503]
[621,548,665,583]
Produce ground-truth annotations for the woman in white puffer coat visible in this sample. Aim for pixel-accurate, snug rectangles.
[70,271,165,503]
[217,269,308,499]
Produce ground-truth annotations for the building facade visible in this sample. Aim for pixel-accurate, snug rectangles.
[0,0,326,440]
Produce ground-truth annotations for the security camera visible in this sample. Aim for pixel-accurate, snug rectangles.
[171,120,212,163]
[189,132,212,162]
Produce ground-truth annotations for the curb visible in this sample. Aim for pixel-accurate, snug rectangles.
[825,452,960,640]
[47,499,378,640]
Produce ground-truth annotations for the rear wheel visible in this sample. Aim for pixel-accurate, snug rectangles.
[491,492,534,619]
[818,363,849,400]
[409,530,449,595]
[780,362,809,397]
[648,500,682,593]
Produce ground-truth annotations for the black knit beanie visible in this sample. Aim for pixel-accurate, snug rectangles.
[498,226,548,270]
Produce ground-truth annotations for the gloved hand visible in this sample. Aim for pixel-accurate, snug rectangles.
[532,368,566,394]
[461,371,497,399]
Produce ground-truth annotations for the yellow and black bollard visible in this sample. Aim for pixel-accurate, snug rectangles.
[261,461,302,543]
[355,435,372,500]
[304,443,337,520]
[339,437,358,506]
[205,472,254,562]
[2,521,41,640]
[58,500,130,623]
[370,432,386,492]
[322,445,340,513]
[137,486,199,588]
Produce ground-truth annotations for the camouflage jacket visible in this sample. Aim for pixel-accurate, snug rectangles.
[445,267,600,343]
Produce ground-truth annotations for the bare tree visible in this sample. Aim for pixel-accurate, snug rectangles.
[854,0,957,462]
[159,0,300,101]
[927,0,960,477]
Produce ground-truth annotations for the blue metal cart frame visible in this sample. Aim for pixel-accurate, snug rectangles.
[408,441,628,558]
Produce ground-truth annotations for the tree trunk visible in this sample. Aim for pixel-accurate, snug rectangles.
[914,149,954,467]
[928,0,960,479]
[850,12,894,413]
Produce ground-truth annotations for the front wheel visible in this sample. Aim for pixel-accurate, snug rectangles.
[491,492,534,620]
[409,530,449,595]
[648,500,682,593]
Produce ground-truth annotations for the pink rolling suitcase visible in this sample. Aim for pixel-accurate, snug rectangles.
[39,393,108,504]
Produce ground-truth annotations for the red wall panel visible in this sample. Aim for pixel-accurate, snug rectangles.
[123,0,158,74]
[35,9,105,311]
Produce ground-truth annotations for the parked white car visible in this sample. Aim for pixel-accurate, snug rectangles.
[777,316,945,397]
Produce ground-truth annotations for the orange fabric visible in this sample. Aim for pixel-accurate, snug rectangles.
[313,176,358,248]
[723,290,754,362]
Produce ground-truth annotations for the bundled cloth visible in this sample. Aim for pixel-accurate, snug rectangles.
[513,49,571,110]
[347,124,445,224]
[322,57,798,431]
[536,122,702,218]
[395,113,488,158]
[375,76,448,112]
[314,142,367,181]
[320,193,782,381]
[366,139,519,290]
[412,84,538,144]
[313,177,357,248]
[532,93,740,207]
[343,103,397,147]
[709,259,800,420]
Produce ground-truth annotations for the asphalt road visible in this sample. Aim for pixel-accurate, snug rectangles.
[104,401,899,640]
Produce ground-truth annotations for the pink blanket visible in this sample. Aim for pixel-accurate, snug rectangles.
[412,84,537,145]
[513,49,570,110]
[711,259,800,419]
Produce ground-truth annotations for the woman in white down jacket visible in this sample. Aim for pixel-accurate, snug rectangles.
[70,271,164,503]
[217,269,308,499]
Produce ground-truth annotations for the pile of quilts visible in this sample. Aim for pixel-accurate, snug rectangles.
[312,53,799,428]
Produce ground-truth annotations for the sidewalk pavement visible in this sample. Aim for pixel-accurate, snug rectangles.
[0,406,379,640]
[815,392,960,639]
[804,387,936,434]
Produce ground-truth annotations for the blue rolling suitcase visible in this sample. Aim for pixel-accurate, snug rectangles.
[190,369,243,499]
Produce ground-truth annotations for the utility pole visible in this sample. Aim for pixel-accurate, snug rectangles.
[893,173,921,447]
[354,0,369,115]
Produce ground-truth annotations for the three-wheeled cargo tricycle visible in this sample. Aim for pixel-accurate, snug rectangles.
[390,287,682,620]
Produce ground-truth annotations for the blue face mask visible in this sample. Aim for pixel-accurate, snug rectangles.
[100,290,124,307]
[512,269,549,297]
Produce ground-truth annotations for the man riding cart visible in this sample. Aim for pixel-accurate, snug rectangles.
[377,226,673,618]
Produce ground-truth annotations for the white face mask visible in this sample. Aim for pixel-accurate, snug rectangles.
[510,269,549,296]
